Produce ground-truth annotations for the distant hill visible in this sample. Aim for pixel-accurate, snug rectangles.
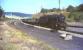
[5,12,32,17]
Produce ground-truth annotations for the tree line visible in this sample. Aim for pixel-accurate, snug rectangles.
[67,4,83,22]
[40,4,83,13]
[40,4,83,22]
[66,4,83,12]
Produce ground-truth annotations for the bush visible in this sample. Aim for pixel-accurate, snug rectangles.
[67,12,83,22]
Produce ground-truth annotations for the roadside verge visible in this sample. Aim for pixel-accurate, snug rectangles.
[4,22,57,50]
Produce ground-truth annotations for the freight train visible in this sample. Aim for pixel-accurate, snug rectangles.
[22,14,67,32]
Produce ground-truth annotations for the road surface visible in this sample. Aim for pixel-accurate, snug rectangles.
[8,21,83,50]
[67,22,83,28]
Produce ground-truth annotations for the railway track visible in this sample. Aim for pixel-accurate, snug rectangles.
[21,21,83,38]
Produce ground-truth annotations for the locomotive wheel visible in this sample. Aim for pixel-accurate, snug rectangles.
[60,27,66,31]
[50,29,55,32]
[50,29,58,32]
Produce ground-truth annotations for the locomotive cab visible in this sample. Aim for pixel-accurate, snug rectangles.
[57,14,66,30]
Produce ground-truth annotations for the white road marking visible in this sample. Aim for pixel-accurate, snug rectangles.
[58,30,83,38]
[14,22,17,25]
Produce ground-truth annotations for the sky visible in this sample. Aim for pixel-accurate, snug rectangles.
[1,0,83,14]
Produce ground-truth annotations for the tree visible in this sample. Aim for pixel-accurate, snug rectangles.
[77,4,83,11]
[0,6,5,21]
[0,7,3,17]
[48,9,53,12]
[49,8,57,12]
[40,8,48,13]
[66,5,75,12]
[40,8,58,13]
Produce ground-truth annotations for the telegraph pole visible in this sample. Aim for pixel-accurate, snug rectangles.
[59,0,60,10]
[59,0,61,14]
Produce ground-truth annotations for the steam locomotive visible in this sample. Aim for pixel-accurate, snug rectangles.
[37,14,66,31]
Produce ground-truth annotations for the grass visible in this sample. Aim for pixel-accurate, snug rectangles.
[3,24,58,50]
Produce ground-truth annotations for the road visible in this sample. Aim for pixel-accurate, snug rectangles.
[67,22,83,28]
[8,21,83,50]
[67,27,83,34]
